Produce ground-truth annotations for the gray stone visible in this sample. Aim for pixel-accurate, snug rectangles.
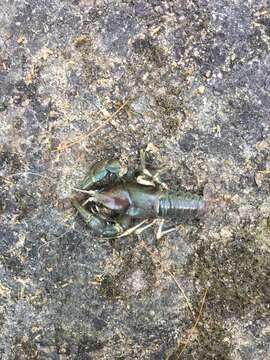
[0,1,269,359]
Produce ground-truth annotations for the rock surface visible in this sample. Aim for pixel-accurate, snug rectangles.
[0,1,269,359]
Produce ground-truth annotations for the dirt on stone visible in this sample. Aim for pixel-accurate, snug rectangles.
[0,1,269,359]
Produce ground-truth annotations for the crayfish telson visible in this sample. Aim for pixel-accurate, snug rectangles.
[72,149,209,239]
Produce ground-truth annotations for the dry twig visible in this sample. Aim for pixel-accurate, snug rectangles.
[166,269,196,320]
[140,242,195,319]
[176,288,208,359]
[54,98,130,153]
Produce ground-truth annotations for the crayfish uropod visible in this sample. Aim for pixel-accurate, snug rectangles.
[72,152,209,239]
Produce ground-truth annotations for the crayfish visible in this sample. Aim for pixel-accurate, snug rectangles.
[72,148,209,239]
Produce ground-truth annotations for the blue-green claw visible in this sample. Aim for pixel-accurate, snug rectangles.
[72,199,123,237]
[81,159,127,190]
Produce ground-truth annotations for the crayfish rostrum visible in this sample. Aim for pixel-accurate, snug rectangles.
[72,149,209,239]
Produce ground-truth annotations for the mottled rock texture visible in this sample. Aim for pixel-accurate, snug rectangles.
[0,1,269,359]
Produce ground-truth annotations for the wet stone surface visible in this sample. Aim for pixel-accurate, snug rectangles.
[0,1,270,359]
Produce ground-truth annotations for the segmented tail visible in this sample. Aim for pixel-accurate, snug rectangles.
[158,192,206,218]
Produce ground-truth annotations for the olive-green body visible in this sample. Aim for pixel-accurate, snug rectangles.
[72,158,207,237]
[95,183,161,218]
[92,182,205,219]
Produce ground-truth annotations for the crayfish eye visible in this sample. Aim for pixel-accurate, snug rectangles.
[99,207,114,218]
